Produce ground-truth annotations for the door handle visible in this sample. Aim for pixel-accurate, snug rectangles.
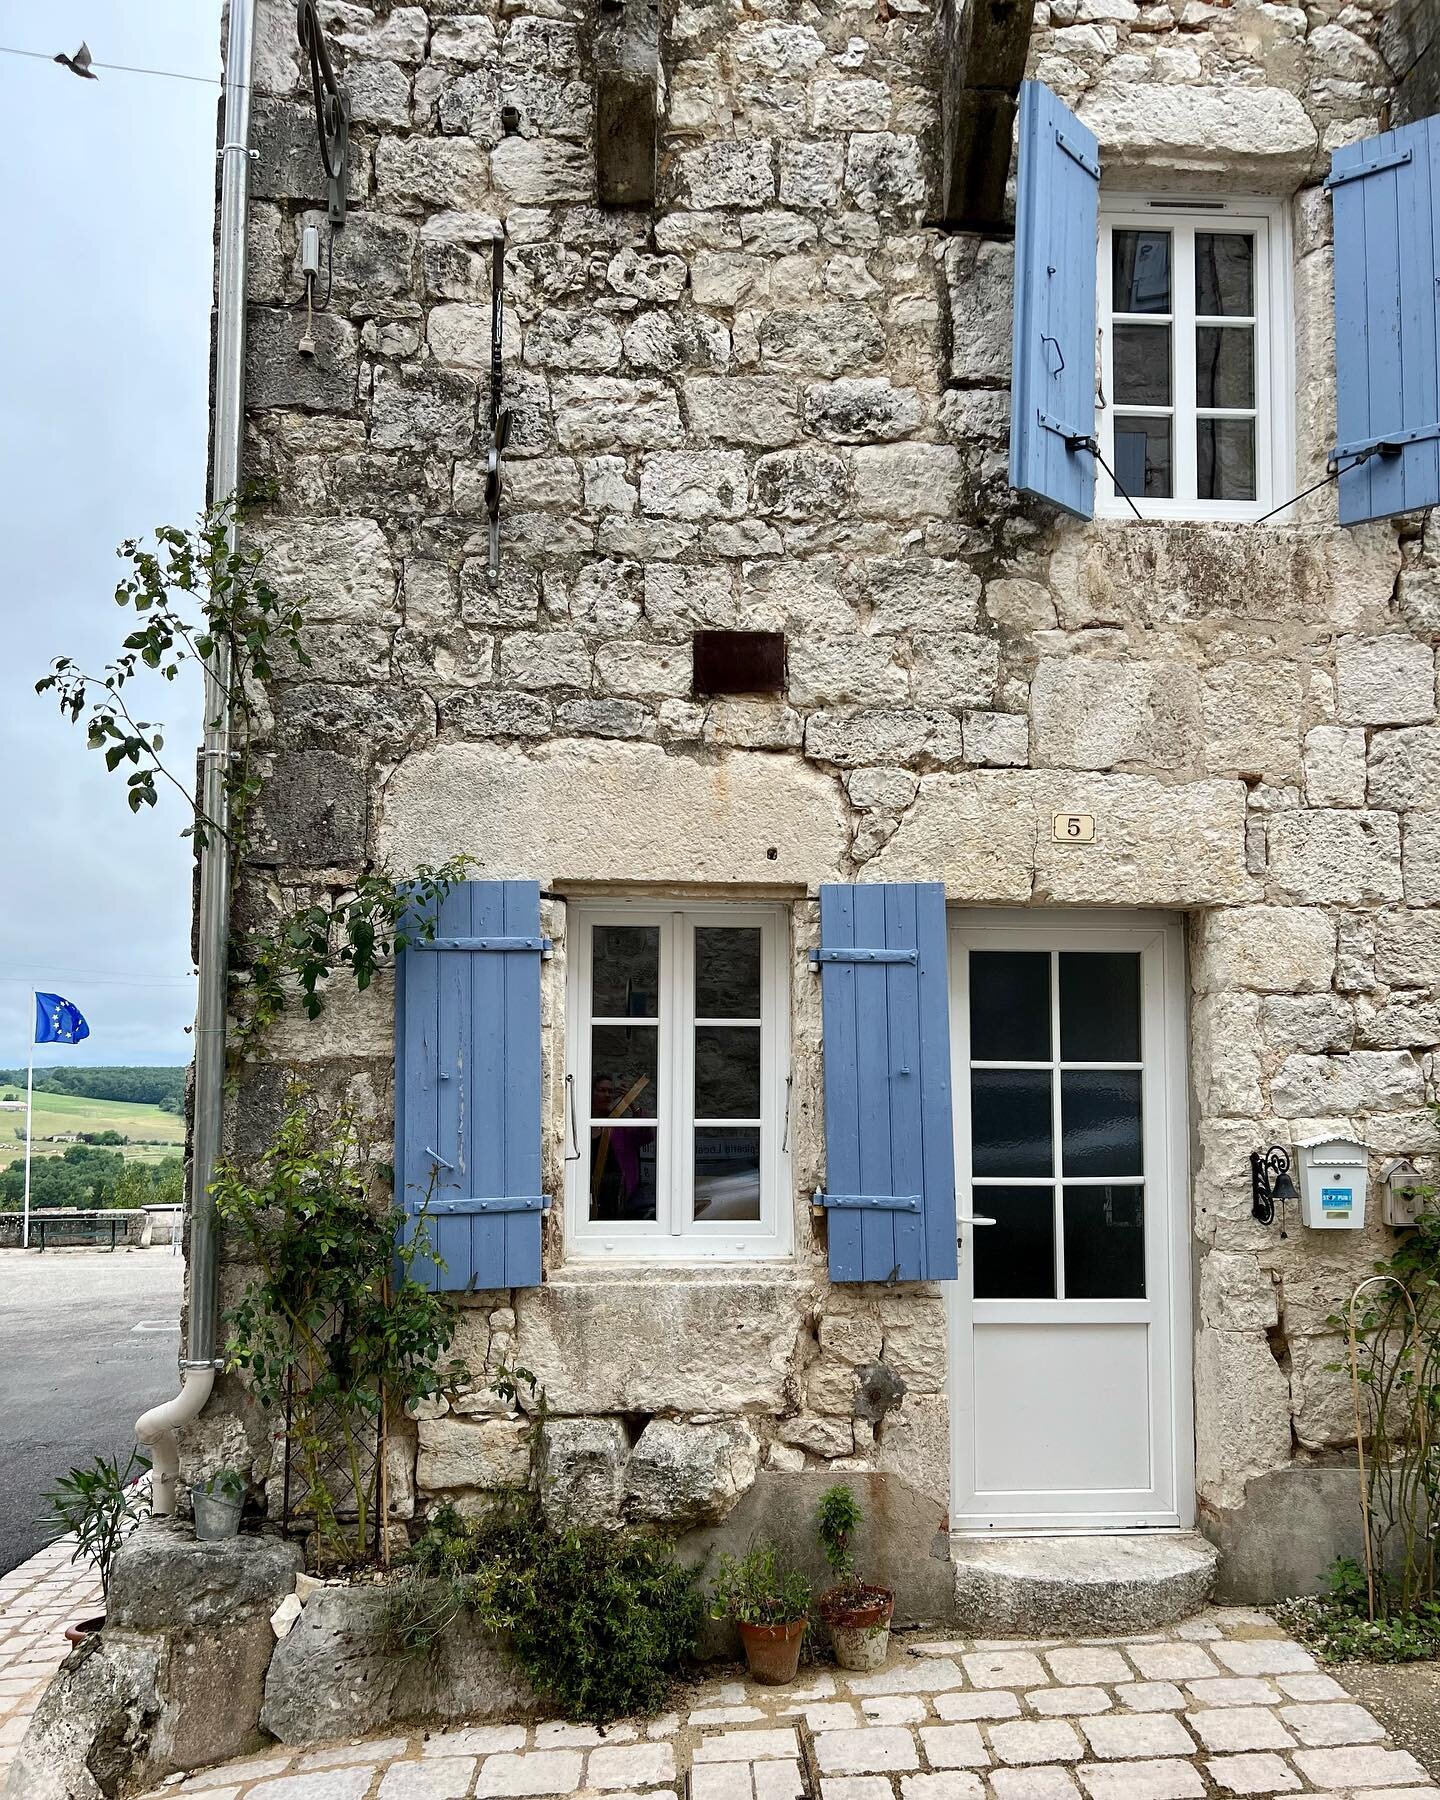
[956,1216,996,1227]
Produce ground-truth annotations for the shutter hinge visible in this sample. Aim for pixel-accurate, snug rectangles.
[418,935,553,955]
[815,1189,923,1213]
[1331,422,1440,464]
[1325,146,1413,189]
[426,1194,548,1215]
[1039,412,1097,456]
[809,947,919,967]
[1054,129,1099,180]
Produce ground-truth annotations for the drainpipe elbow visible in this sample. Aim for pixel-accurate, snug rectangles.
[135,1367,216,1517]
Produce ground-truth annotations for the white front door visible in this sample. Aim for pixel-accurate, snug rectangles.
[947,912,1192,1532]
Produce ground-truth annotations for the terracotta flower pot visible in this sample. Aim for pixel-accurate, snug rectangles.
[64,1615,105,1646]
[737,1616,807,1685]
[820,1585,894,1671]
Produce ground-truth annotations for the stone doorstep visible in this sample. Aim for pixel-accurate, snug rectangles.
[951,1538,1220,1640]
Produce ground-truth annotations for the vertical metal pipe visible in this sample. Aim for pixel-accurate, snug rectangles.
[137,0,254,1511]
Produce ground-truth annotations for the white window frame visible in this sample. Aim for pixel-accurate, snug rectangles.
[565,901,792,1262]
[1096,196,1294,524]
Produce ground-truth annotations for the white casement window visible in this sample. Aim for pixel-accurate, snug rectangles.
[1096,198,1293,522]
[565,903,791,1260]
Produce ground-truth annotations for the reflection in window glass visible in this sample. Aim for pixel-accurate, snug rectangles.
[694,1126,761,1221]
[970,951,1050,1061]
[1113,418,1173,500]
[590,1124,658,1221]
[1195,233,1254,316]
[592,926,659,1018]
[1112,230,1171,314]
[696,928,762,1019]
[1198,418,1257,502]
[590,1025,658,1120]
[1061,1070,1143,1177]
[1195,327,1254,409]
[695,1027,761,1119]
[1064,1185,1146,1299]
[1113,324,1172,406]
[972,1068,1053,1178]
[973,1185,1055,1299]
[1059,953,1141,1062]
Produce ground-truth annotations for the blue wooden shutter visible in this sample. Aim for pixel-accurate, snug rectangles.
[396,879,546,1292]
[1009,80,1100,519]
[1329,114,1440,524]
[816,884,958,1284]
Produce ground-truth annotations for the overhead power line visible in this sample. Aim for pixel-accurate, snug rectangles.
[0,43,227,87]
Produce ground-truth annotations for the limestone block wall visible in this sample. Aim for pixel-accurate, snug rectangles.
[194,0,1440,1585]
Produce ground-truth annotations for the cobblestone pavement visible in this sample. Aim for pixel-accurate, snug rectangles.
[121,1608,1437,1800]
[0,1534,100,1774]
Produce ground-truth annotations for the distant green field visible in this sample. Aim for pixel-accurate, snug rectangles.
[0,1089,184,1169]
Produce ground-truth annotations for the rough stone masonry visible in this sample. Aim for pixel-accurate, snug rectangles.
[187,0,1440,1602]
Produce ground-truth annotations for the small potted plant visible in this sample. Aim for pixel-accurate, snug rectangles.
[41,1449,150,1642]
[708,1544,810,1684]
[193,1468,246,1541]
[816,1483,893,1671]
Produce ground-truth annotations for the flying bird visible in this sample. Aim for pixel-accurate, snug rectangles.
[54,42,98,79]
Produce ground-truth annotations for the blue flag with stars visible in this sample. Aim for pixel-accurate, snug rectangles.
[35,993,90,1045]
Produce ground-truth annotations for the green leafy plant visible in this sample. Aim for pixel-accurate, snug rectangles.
[41,1450,151,1604]
[200,1468,246,1505]
[817,1482,864,1596]
[708,1545,810,1627]
[385,1501,701,1721]
[213,1089,467,1564]
[1275,1557,1440,1663]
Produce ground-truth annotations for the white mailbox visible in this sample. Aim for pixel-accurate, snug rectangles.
[1295,1136,1369,1231]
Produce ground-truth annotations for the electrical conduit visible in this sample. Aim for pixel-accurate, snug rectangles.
[135,0,255,1512]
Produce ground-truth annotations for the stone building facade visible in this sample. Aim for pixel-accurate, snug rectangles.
[201,0,1440,1612]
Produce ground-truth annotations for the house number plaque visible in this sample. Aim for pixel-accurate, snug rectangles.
[1053,813,1095,842]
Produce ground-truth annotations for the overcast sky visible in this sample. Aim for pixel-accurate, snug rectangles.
[0,3,219,1067]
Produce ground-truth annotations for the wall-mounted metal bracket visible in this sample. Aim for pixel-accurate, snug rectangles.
[297,0,351,227]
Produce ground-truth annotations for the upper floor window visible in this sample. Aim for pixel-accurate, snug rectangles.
[566,902,790,1260]
[1096,199,1292,523]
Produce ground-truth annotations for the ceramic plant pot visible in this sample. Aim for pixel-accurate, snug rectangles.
[820,1585,894,1671]
[737,1616,807,1685]
[64,1615,105,1646]
[192,1487,243,1541]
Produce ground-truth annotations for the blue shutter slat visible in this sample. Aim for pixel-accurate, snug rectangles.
[1330,114,1440,524]
[396,878,545,1292]
[1009,80,1100,520]
[818,883,958,1284]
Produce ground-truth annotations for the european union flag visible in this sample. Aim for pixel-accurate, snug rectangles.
[35,992,90,1045]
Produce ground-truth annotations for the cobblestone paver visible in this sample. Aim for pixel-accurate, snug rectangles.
[0,1535,101,1774]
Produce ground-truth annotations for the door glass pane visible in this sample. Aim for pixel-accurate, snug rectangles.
[1113,325,1172,406]
[1064,1185,1146,1299]
[970,951,1050,1061]
[1061,1070,1143,1176]
[590,1124,658,1221]
[1059,953,1141,1062]
[695,1026,761,1118]
[590,1025,658,1119]
[592,925,659,1018]
[1195,327,1254,407]
[696,927,762,1018]
[1197,418,1256,502]
[972,1069,1053,1177]
[1113,417,1172,499]
[1112,229,1171,313]
[1195,232,1254,316]
[972,1185,1055,1299]
[694,1126,761,1221]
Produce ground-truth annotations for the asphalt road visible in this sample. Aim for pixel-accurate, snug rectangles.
[0,1247,184,1575]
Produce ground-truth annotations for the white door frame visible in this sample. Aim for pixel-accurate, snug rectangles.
[947,909,1194,1534]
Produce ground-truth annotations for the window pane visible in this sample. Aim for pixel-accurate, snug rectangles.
[972,1185,1055,1299]
[1195,326,1254,408]
[1113,417,1172,500]
[1197,417,1256,502]
[1064,1185,1146,1299]
[695,1026,761,1118]
[971,1069,1053,1178]
[1195,232,1254,316]
[696,927,762,1019]
[592,926,659,1018]
[1113,324,1172,406]
[1059,953,1141,1062]
[590,1025,658,1119]
[970,951,1050,1061]
[590,1124,658,1221]
[1061,1070,1143,1177]
[694,1126,761,1221]
[1112,229,1171,314]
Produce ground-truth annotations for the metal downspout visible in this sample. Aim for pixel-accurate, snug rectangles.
[136,0,256,1513]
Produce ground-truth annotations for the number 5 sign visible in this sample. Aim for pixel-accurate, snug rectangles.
[1053,813,1095,842]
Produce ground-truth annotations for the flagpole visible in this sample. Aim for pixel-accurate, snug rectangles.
[22,997,34,1250]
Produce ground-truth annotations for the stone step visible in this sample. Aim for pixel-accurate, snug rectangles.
[951,1531,1219,1635]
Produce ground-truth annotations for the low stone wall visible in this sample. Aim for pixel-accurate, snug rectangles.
[0,1209,149,1250]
